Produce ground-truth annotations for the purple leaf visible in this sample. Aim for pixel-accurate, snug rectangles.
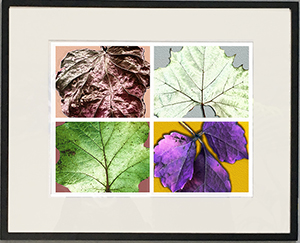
[180,144,231,192]
[202,122,248,163]
[154,132,196,192]
[56,46,150,118]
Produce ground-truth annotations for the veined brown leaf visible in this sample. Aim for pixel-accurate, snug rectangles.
[56,46,150,118]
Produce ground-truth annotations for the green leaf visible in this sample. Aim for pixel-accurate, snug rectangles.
[56,122,149,193]
[154,46,249,118]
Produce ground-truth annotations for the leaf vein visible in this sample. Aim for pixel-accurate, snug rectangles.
[69,140,105,168]
[73,123,103,152]
[187,46,204,72]
[204,80,247,104]
[176,60,202,92]
[156,100,193,109]
[204,133,245,155]
[212,101,248,112]
[108,124,146,167]
[57,171,106,188]
[109,157,147,188]
[155,78,201,103]
[203,61,230,90]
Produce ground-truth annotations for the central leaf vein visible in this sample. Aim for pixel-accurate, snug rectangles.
[98,122,110,192]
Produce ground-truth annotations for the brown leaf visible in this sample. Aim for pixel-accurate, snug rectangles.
[56,46,150,117]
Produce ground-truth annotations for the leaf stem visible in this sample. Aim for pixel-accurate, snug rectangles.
[98,122,111,192]
[195,131,204,143]
[201,103,206,117]
[179,122,196,136]
[201,47,206,118]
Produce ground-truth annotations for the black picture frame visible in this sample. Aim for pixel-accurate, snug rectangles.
[1,0,298,241]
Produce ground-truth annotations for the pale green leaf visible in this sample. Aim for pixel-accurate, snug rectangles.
[154,46,249,118]
[56,122,149,193]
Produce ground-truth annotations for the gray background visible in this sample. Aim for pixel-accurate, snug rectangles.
[1,1,299,243]
[154,46,249,117]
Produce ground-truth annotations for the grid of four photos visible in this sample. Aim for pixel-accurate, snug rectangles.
[52,43,252,197]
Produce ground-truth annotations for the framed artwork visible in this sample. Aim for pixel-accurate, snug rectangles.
[2,0,298,241]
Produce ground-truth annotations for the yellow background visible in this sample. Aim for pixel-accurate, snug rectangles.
[154,122,249,192]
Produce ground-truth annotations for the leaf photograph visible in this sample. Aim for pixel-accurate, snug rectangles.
[55,46,150,118]
[56,122,150,193]
[154,121,249,193]
[154,46,249,118]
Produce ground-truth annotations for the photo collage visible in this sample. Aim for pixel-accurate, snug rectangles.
[52,43,252,196]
